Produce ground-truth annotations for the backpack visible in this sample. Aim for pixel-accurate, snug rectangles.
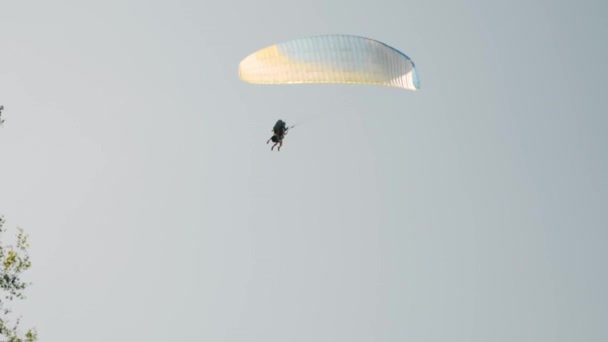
[273,120,286,135]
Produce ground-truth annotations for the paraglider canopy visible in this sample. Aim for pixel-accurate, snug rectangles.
[239,34,420,91]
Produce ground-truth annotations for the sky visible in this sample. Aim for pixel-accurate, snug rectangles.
[1,0,607,341]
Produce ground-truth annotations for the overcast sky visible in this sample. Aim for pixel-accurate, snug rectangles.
[1,0,607,341]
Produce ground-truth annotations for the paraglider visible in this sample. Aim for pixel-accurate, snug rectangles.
[239,34,420,151]
[239,34,420,91]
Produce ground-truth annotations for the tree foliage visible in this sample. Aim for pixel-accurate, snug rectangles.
[0,216,37,342]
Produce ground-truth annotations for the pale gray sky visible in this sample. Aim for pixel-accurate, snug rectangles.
[1,0,607,341]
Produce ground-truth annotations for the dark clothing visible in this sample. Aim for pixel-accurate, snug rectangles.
[273,120,287,136]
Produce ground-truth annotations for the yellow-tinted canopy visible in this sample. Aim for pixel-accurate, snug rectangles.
[239,35,420,91]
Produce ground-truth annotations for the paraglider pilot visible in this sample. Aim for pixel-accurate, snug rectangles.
[266,120,289,151]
